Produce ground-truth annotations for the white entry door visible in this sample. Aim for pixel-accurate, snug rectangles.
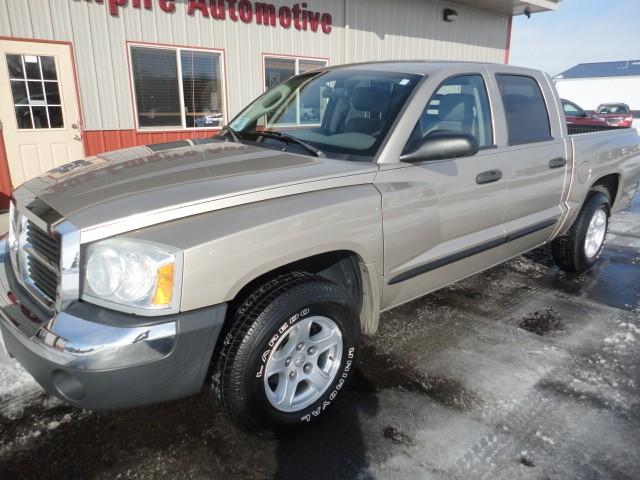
[0,39,84,187]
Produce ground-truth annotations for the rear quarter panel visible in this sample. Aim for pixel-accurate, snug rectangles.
[559,129,640,235]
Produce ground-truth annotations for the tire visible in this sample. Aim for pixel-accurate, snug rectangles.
[551,191,610,273]
[211,272,360,434]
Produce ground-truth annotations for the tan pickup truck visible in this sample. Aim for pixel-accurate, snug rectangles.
[2,62,640,433]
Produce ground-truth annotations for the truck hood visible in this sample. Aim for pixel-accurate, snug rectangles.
[21,139,379,242]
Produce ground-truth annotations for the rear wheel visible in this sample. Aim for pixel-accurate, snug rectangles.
[551,191,610,273]
[211,272,360,434]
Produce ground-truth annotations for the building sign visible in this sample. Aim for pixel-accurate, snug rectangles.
[95,0,333,33]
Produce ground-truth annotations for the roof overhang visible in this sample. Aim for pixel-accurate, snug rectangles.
[448,0,560,16]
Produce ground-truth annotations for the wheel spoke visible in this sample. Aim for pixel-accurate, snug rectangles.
[279,376,299,408]
[265,357,287,377]
[309,329,339,354]
[306,368,330,392]
[272,325,304,360]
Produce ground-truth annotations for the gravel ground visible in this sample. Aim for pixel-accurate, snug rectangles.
[1,192,639,480]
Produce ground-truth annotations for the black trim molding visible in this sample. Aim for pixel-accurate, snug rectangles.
[388,218,558,285]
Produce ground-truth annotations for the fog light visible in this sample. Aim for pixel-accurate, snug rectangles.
[51,370,86,402]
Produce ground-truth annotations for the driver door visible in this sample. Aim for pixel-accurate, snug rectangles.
[375,73,508,310]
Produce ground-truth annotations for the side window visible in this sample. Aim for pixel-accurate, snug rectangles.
[563,102,580,116]
[496,74,551,145]
[405,74,493,154]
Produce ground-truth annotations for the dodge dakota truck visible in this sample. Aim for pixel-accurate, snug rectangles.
[2,62,640,434]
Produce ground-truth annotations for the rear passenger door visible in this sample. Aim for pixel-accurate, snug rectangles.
[490,72,568,259]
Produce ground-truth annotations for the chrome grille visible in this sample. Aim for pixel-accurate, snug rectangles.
[24,220,61,302]
[26,221,60,264]
[10,189,80,313]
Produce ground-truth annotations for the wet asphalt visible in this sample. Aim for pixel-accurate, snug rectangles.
[1,192,639,480]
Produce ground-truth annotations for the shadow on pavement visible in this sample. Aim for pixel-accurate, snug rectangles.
[273,374,379,480]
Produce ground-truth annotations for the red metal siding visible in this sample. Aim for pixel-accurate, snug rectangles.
[0,130,13,210]
[83,129,218,156]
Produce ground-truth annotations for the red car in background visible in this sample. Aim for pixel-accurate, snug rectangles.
[595,103,634,128]
[561,99,608,126]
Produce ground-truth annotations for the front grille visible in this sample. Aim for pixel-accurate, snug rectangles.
[24,220,61,301]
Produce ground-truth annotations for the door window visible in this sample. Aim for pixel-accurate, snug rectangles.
[405,74,493,154]
[495,74,551,145]
[6,54,63,129]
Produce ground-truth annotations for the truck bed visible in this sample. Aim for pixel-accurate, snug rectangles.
[565,126,640,221]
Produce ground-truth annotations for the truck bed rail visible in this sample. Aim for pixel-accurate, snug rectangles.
[568,125,630,135]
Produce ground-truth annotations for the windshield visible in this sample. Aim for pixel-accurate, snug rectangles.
[598,104,630,114]
[228,69,422,160]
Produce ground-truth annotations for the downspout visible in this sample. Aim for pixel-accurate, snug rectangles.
[503,15,513,64]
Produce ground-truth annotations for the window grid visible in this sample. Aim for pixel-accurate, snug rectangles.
[7,54,64,130]
[263,55,328,125]
[129,43,226,132]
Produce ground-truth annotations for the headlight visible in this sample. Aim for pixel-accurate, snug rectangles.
[82,238,182,314]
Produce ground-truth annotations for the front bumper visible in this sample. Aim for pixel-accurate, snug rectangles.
[0,240,227,410]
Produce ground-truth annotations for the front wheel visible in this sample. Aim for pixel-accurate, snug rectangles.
[551,191,610,273]
[211,272,360,434]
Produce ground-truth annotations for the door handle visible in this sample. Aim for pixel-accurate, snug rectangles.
[549,157,567,169]
[476,169,502,185]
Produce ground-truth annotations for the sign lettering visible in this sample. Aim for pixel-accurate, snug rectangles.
[92,0,332,33]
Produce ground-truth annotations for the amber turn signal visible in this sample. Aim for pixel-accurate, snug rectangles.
[152,263,175,306]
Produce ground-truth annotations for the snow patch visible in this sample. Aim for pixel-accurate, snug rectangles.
[535,431,555,446]
[0,350,44,419]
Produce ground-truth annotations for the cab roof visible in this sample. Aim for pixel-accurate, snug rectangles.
[323,60,545,77]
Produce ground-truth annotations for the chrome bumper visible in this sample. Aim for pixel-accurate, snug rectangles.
[0,239,176,370]
[0,239,226,409]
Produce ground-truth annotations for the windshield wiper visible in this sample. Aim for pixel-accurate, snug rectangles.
[258,130,326,158]
[220,125,241,143]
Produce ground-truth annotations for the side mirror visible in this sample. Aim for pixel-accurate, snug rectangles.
[400,131,479,163]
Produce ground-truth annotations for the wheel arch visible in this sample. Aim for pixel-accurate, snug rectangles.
[590,173,621,209]
[227,250,381,335]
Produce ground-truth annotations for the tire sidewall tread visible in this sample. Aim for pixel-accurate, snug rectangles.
[552,191,610,273]
[212,272,360,434]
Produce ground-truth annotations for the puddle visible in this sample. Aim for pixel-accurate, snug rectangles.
[353,345,482,412]
[586,249,640,311]
[519,308,563,336]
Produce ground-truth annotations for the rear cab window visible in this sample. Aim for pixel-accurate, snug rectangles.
[495,74,552,145]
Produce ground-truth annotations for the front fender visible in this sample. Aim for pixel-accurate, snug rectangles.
[126,185,384,312]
